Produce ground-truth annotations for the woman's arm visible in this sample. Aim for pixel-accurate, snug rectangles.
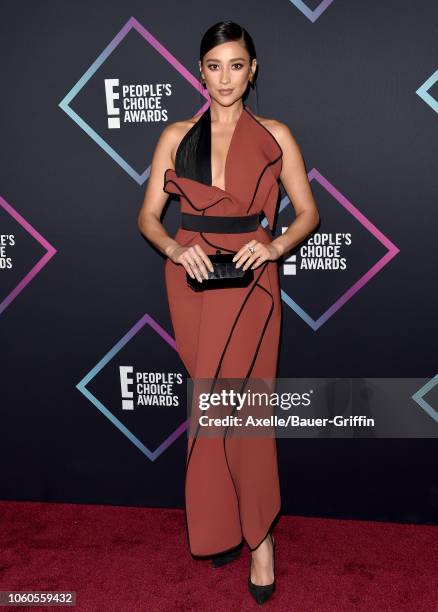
[137,123,181,258]
[268,121,320,258]
[137,121,214,282]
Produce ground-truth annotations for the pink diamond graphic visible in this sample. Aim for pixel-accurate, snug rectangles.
[0,195,57,315]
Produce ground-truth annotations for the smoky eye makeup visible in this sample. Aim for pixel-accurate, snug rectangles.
[206,61,247,70]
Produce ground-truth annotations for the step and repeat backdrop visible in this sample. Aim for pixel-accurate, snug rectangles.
[1,2,437,524]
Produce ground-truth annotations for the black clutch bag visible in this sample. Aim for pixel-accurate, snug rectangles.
[186,251,254,292]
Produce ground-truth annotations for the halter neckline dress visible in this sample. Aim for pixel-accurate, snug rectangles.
[163,103,283,556]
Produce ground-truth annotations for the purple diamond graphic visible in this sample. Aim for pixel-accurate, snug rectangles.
[289,0,335,22]
[0,195,57,316]
[262,169,400,330]
[59,17,210,184]
[76,313,188,461]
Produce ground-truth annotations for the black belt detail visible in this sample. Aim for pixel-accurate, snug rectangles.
[181,212,260,234]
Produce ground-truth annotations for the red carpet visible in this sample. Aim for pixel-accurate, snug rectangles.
[0,501,437,611]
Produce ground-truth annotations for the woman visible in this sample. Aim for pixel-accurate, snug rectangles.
[137,21,319,604]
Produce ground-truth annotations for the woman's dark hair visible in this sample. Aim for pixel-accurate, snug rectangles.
[200,21,257,63]
[199,21,258,95]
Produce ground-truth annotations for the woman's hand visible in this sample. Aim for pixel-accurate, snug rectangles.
[232,240,283,271]
[168,243,214,282]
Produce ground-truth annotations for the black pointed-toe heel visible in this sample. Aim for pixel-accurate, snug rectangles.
[211,544,242,568]
[248,532,276,605]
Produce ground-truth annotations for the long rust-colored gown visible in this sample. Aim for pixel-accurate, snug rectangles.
[163,103,282,557]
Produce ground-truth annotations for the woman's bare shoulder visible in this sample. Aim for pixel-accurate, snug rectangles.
[159,114,201,163]
[251,112,299,150]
